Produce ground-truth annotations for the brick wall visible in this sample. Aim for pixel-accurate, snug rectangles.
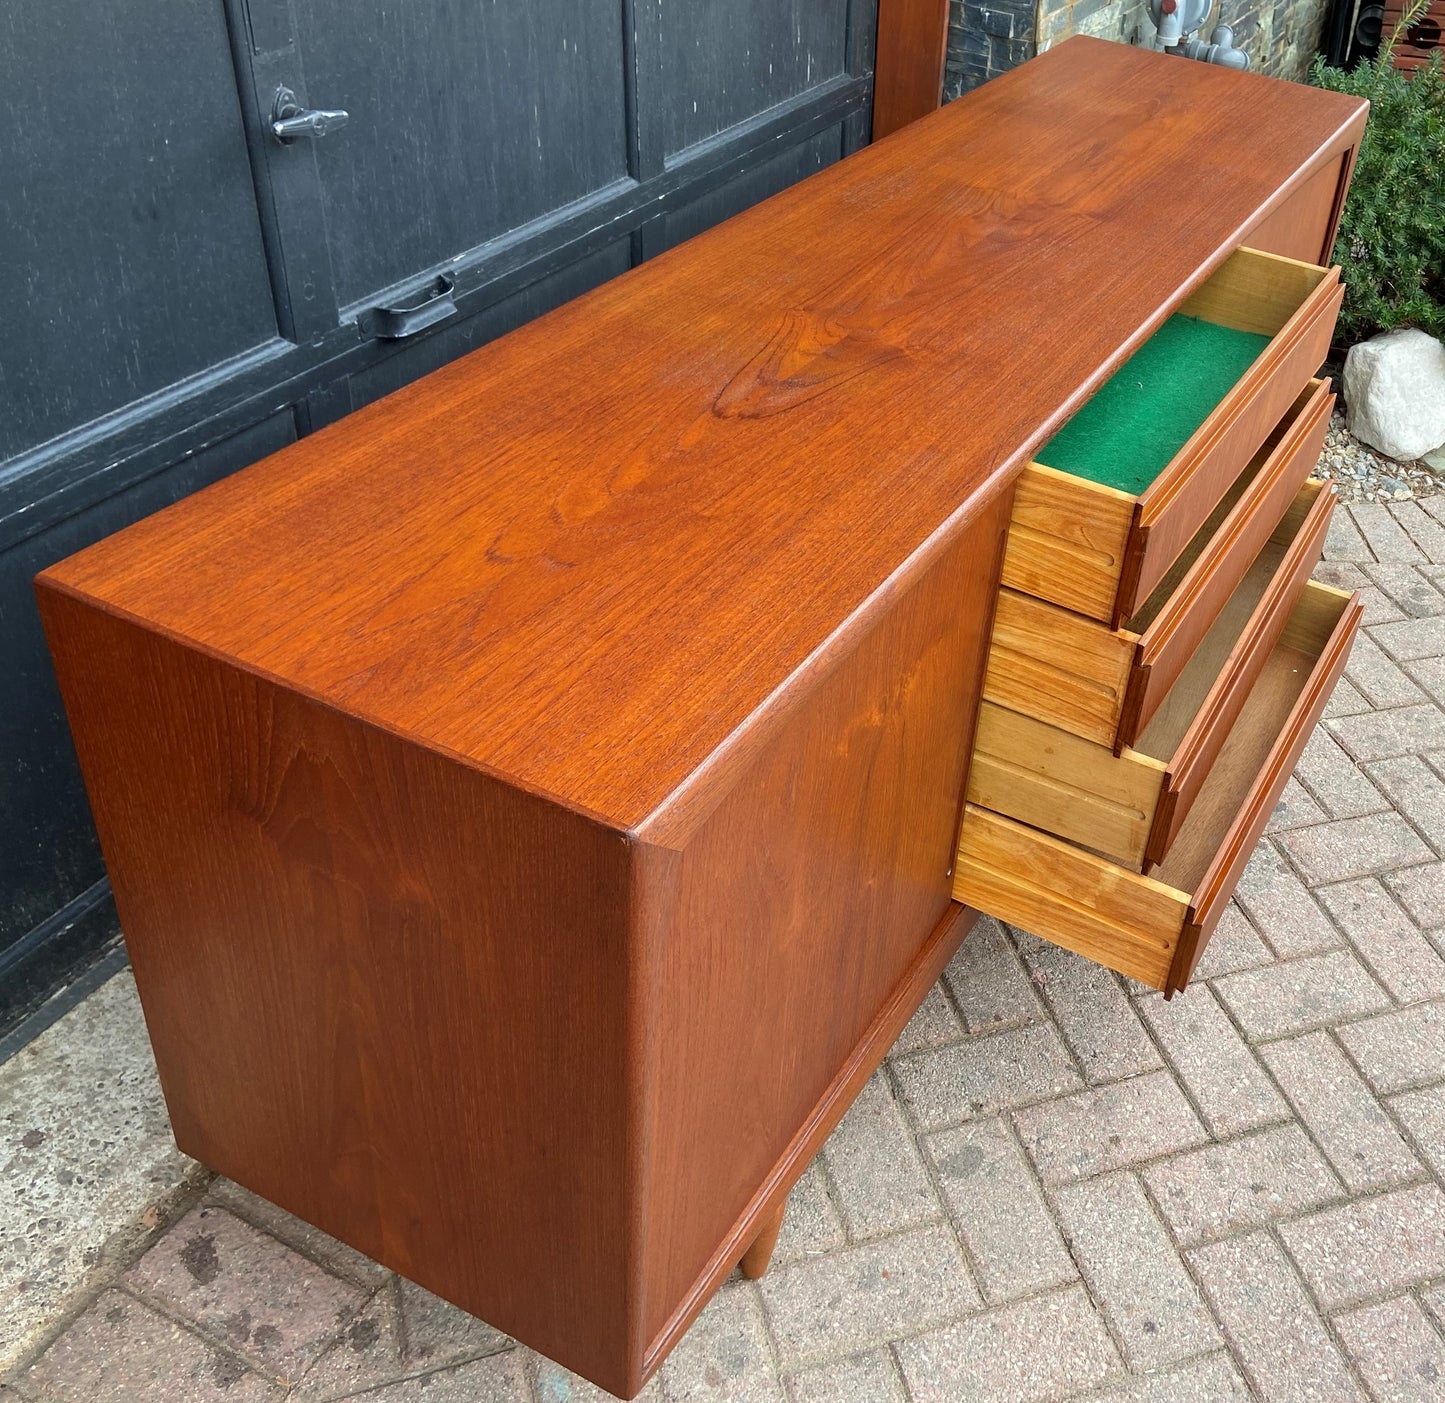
[944,0,1331,99]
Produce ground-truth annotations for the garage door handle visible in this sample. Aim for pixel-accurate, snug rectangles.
[271,85,350,144]
[359,274,459,340]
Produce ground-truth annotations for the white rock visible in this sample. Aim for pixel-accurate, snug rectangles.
[1344,328,1445,462]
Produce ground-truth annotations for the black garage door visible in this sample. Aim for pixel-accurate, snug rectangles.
[0,0,879,1038]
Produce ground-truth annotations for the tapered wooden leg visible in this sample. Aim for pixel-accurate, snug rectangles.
[739,1202,786,1279]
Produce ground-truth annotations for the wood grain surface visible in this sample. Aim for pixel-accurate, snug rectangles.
[1122,378,1334,744]
[1143,481,1337,865]
[35,40,1369,1397]
[872,0,950,140]
[40,39,1366,840]
[1165,583,1362,992]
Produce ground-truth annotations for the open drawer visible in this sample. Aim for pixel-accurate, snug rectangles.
[955,581,1364,995]
[1002,248,1344,627]
[986,379,1335,749]
[970,477,1338,869]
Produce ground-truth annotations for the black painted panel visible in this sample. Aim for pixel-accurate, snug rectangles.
[661,127,846,250]
[0,1,278,461]
[1,0,877,1033]
[290,0,630,309]
[347,241,634,409]
[0,412,298,952]
[658,0,850,157]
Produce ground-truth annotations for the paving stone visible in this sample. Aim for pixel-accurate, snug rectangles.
[355,1353,529,1402]
[1260,1031,1421,1192]
[1274,811,1434,884]
[1364,584,1414,626]
[1369,751,1445,849]
[1277,1184,1445,1309]
[1330,704,1445,766]
[1230,843,1344,955]
[1315,559,1371,590]
[1362,562,1445,617]
[1267,777,1329,830]
[758,1225,978,1368]
[1050,1171,1218,1369]
[655,1283,783,1402]
[785,1349,907,1403]
[891,1023,1081,1131]
[528,1355,657,1403]
[398,1278,508,1369]
[1140,1124,1343,1246]
[1014,935,1161,1084]
[821,1072,939,1240]
[1325,507,1373,562]
[894,1287,1117,1403]
[0,972,198,1370]
[1079,1352,1251,1402]
[887,984,960,1058]
[1294,729,1392,820]
[1385,862,1445,928]
[1323,675,1374,719]
[1402,654,1445,709]
[20,1289,278,1402]
[1012,1071,1206,1187]
[1190,903,1274,980]
[1345,631,1428,708]
[205,1179,390,1290]
[1374,616,1445,663]
[1391,1084,1445,1179]
[1336,1296,1445,1403]
[126,1204,367,1381]
[1188,1232,1366,1403]
[771,1163,844,1266]
[925,1118,1075,1304]
[1393,501,1445,562]
[1212,949,1392,1040]
[1352,502,1427,563]
[1137,986,1287,1136]
[942,917,1044,1033]
[1337,1000,1445,1092]
[288,1289,405,1402]
[1425,1283,1445,1334]
[1316,877,1445,1002]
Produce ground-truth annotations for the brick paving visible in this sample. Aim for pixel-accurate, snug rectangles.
[6,497,1445,1401]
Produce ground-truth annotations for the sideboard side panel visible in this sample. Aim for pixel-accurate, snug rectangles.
[638,487,1011,1346]
[36,585,637,1391]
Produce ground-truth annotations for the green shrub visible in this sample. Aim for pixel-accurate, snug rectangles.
[1311,5,1445,343]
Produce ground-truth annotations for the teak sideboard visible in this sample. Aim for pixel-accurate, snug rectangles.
[36,39,1367,1398]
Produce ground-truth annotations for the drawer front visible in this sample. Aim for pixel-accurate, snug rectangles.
[983,589,1137,748]
[1145,481,1338,866]
[1000,465,1136,624]
[954,582,1364,995]
[1004,251,1341,628]
[967,701,1167,869]
[1120,257,1344,621]
[1121,378,1334,746]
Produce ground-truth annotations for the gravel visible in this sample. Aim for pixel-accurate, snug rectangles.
[1313,409,1440,504]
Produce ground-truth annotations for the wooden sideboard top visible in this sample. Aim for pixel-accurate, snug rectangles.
[41,38,1364,836]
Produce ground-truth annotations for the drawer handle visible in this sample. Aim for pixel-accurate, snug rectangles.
[360,274,459,341]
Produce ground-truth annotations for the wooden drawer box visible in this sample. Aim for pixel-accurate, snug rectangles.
[971,477,1338,869]
[1002,248,1343,628]
[956,581,1364,994]
[986,379,1335,750]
